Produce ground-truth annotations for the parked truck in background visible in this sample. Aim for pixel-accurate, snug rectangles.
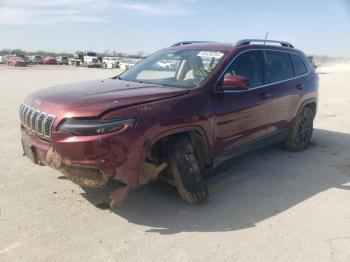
[69,51,101,68]
[69,51,84,66]
[83,51,101,68]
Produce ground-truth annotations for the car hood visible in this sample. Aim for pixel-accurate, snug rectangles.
[24,79,189,118]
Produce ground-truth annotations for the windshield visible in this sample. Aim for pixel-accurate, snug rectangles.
[86,52,96,57]
[119,49,227,88]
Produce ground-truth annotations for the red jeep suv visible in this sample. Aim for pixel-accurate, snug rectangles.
[20,39,318,207]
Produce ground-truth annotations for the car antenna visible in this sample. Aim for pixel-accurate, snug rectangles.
[264,32,269,45]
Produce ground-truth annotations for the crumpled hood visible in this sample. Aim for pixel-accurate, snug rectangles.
[24,79,189,118]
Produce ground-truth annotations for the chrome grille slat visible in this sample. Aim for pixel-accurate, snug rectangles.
[19,104,24,118]
[26,108,34,127]
[20,105,26,123]
[30,110,40,130]
[19,104,24,122]
[24,107,31,126]
[28,109,33,129]
[34,110,41,131]
[22,106,29,126]
[44,115,55,137]
[19,104,56,140]
[37,112,47,135]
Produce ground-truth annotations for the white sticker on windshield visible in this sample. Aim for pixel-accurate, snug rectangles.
[197,51,224,59]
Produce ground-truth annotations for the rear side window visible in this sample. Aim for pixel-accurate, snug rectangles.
[290,54,308,76]
[224,50,264,88]
[266,51,294,83]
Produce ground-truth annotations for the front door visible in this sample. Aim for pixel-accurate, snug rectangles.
[214,50,272,155]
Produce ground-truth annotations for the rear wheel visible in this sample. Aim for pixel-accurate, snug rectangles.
[167,136,209,204]
[284,107,314,151]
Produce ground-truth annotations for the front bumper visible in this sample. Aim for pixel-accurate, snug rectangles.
[21,125,147,189]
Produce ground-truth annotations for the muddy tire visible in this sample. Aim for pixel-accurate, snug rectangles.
[167,136,209,204]
[284,107,314,151]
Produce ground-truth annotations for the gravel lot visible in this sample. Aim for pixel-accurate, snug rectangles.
[0,64,350,262]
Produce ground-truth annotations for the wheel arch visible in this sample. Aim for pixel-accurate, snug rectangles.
[297,98,317,119]
[147,126,212,170]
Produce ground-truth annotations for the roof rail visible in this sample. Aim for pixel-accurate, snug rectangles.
[235,39,294,48]
[171,41,214,47]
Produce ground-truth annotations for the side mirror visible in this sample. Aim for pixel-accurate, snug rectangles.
[223,75,250,90]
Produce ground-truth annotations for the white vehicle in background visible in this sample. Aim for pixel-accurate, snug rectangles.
[0,56,3,64]
[69,51,101,67]
[102,57,120,69]
[29,55,43,64]
[56,56,68,65]
[119,62,136,71]
[118,58,141,71]
[83,51,101,68]
[154,60,177,70]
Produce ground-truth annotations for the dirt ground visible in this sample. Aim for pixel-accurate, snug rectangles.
[0,64,350,262]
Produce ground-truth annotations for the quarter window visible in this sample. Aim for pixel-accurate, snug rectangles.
[266,51,294,83]
[290,54,308,76]
[223,50,264,88]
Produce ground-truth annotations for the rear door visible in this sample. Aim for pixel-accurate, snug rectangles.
[265,51,309,134]
[214,50,272,155]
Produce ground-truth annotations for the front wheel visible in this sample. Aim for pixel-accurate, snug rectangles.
[284,107,314,151]
[167,136,209,204]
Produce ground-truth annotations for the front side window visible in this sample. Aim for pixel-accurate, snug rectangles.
[119,49,227,88]
[290,53,308,76]
[223,50,265,88]
[266,51,294,83]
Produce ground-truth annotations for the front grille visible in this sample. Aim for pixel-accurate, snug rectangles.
[19,104,56,139]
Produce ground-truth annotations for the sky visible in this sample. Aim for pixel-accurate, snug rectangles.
[0,0,349,57]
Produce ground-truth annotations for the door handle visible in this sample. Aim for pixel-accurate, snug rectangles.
[259,93,272,100]
[296,84,305,90]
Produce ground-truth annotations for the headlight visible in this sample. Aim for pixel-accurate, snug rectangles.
[58,118,136,136]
